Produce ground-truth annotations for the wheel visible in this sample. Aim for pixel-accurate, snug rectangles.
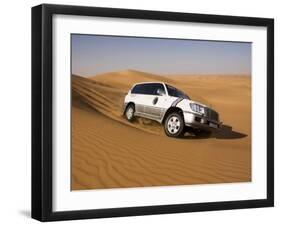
[164,112,185,137]
[125,104,135,121]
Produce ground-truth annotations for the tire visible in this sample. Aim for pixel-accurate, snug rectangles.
[164,112,185,137]
[125,104,135,122]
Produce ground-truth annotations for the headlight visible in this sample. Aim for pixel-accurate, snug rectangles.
[190,103,205,114]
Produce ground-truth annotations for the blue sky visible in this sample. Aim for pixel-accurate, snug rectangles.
[71,34,251,77]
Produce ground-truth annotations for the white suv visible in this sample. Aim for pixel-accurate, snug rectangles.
[124,82,221,137]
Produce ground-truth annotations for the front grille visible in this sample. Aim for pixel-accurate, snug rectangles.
[205,108,219,121]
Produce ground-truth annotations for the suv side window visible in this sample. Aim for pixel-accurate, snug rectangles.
[131,84,145,94]
[151,83,165,95]
[131,83,165,95]
[143,84,154,95]
[144,83,166,95]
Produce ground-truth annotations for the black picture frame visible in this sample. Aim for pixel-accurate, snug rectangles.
[32,4,274,222]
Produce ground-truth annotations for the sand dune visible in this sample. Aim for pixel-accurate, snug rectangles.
[72,74,163,135]
[92,70,211,104]
[92,69,176,88]
[72,70,251,190]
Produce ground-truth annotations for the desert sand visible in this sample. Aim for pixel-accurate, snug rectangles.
[71,70,251,190]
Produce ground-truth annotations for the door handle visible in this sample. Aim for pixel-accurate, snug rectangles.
[153,97,158,105]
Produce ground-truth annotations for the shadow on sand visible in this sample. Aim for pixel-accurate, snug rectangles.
[183,125,247,140]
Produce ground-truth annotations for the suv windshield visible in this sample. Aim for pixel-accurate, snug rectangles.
[166,84,190,99]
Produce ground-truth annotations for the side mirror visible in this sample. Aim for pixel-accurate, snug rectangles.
[156,88,165,96]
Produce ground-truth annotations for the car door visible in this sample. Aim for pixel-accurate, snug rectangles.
[144,83,168,120]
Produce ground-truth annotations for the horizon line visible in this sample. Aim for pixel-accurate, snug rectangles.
[73,69,251,78]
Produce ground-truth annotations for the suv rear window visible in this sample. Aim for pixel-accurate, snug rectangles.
[131,83,165,95]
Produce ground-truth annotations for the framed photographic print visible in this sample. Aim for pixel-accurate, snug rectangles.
[32,4,274,221]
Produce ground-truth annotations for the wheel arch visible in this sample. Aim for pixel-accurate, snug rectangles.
[161,107,184,124]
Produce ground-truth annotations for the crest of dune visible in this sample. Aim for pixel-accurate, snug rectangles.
[90,69,210,104]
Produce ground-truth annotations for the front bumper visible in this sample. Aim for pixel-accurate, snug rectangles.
[183,111,222,131]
